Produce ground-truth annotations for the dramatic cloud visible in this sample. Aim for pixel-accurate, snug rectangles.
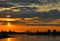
[0,0,60,24]
[0,1,13,7]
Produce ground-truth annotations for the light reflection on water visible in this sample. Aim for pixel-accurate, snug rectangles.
[0,35,60,41]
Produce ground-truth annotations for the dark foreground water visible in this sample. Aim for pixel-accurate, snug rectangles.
[0,35,60,41]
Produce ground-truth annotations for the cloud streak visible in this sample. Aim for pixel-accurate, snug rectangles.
[0,0,60,24]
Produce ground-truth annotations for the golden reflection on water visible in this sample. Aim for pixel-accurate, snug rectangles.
[6,37,22,41]
[0,35,60,41]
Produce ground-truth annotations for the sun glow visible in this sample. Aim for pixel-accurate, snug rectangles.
[7,38,11,41]
[7,22,12,28]
[6,18,15,21]
[6,15,11,18]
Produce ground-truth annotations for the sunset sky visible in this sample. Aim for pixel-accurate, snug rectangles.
[0,0,60,32]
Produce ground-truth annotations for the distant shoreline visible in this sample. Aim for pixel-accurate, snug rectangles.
[25,24,60,26]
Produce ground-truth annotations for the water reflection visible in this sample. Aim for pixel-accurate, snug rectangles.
[0,35,60,41]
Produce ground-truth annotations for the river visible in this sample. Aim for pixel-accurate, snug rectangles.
[0,35,60,41]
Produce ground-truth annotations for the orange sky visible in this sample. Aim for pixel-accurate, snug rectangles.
[0,24,60,32]
[0,18,60,32]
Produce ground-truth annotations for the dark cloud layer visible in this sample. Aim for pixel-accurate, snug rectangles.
[0,0,60,7]
[0,1,13,7]
[0,0,60,22]
[0,7,60,22]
